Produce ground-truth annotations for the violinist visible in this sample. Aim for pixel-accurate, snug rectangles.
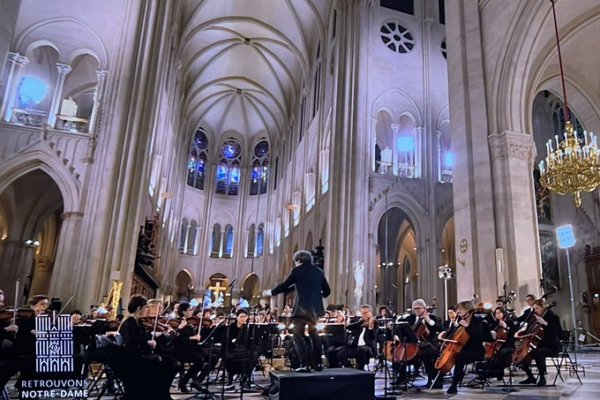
[396,299,443,388]
[515,299,561,386]
[377,305,393,320]
[118,294,180,400]
[172,302,204,393]
[437,301,487,394]
[337,304,376,371]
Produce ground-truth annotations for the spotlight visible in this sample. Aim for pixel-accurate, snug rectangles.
[316,323,324,330]
[483,303,492,309]
[277,323,286,330]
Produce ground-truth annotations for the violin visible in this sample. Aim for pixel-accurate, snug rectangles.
[435,310,473,374]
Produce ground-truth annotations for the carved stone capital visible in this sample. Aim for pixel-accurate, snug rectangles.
[56,63,72,75]
[488,131,536,166]
[8,51,28,66]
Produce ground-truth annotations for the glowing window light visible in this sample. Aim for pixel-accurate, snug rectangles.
[443,152,453,168]
[397,136,414,152]
[18,77,48,105]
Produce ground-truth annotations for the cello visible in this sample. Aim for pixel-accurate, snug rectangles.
[512,300,557,364]
[434,309,474,374]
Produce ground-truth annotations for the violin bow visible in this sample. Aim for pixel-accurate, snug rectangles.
[53,294,76,326]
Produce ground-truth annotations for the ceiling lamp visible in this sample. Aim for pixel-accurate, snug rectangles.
[539,0,600,207]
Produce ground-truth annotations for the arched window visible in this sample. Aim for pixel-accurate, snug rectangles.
[179,218,188,253]
[215,139,241,195]
[187,128,208,190]
[312,42,322,118]
[256,224,264,257]
[246,224,256,257]
[187,220,197,255]
[437,121,452,183]
[210,223,221,258]
[224,224,234,258]
[250,140,269,195]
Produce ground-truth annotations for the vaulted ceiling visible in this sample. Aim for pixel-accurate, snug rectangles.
[181,0,332,146]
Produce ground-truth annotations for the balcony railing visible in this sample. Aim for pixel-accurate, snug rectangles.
[10,108,48,127]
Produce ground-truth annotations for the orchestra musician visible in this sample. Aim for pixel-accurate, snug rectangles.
[172,302,205,393]
[395,299,443,388]
[490,307,516,374]
[218,308,258,389]
[516,294,537,325]
[0,289,18,396]
[263,250,331,372]
[443,305,457,330]
[515,299,562,387]
[337,304,376,371]
[377,305,393,320]
[118,294,180,400]
[437,300,488,394]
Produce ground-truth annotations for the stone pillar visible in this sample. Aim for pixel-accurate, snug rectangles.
[446,0,498,302]
[88,70,108,135]
[0,240,34,306]
[391,124,400,175]
[48,211,84,306]
[489,131,540,304]
[1,52,28,122]
[47,63,71,128]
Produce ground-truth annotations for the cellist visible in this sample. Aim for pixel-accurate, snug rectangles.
[395,299,443,388]
[437,301,488,394]
[514,299,561,386]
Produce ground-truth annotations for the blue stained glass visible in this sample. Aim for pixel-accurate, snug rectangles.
[230,167,240,184]
[216,164,228,181]
[221,140,241,159]
[254,141,269,158]
[225,227,234,255]
[257,229,264,256]
[194,129,208,150]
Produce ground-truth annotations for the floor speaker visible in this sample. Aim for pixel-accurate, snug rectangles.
[267,369,374,400]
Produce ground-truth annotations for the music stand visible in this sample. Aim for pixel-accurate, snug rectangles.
[390,322,420,393]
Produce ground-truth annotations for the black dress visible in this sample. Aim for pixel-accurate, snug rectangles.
[118,317,180,400]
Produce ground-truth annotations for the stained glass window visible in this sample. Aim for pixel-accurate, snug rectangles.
[215,139,242,195]
[256,225,264,257]
[250,140,269,195]
[187,129,208,190]
[224,225,234,258]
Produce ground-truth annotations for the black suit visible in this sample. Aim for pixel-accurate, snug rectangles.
[337,320,376,370]
[271,261,331,368]
[398,314,443,384]
[521,310,562,378]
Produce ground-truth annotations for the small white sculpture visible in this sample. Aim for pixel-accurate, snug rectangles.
[353,260,365,297]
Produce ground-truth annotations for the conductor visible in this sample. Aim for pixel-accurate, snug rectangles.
[263,250,331,372]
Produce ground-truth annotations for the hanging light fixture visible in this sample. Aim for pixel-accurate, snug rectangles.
[539,0,600,208]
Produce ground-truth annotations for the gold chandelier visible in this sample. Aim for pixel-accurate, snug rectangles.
[539,0,600,208]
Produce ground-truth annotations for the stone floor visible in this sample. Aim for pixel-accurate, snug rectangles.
[4,348,599,399]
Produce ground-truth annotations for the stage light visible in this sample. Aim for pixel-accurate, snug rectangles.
[25,240,33,245]
[594,293,599,299]
[316,323,324,330]
[277,323,285,330]
[483,303,492,309]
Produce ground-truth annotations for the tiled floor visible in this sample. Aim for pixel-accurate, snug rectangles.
[4,349,599,399]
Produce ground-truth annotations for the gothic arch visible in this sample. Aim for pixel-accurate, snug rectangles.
[0,149,80,212]
[16,17,109,68]
[371,89,422,126]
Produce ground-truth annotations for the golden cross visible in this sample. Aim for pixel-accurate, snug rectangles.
[209,281,226,301]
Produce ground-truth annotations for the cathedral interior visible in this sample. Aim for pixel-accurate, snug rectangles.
[1,0,600,339]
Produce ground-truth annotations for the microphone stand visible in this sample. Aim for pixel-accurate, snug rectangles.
[219,280,237,398]
[243,306,265,393]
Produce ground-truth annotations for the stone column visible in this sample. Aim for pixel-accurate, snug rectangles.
[48,211,84,305]
[47,63,71,128]
[88,70,108,135]
[489,131,540,304]
[391,124,400,176]
[446,0,498,302]
[1,52,28,122]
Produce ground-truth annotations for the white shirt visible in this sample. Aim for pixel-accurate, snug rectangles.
[358,328,367,347]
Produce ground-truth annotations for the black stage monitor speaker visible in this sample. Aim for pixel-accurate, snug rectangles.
[268,369,374,400]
